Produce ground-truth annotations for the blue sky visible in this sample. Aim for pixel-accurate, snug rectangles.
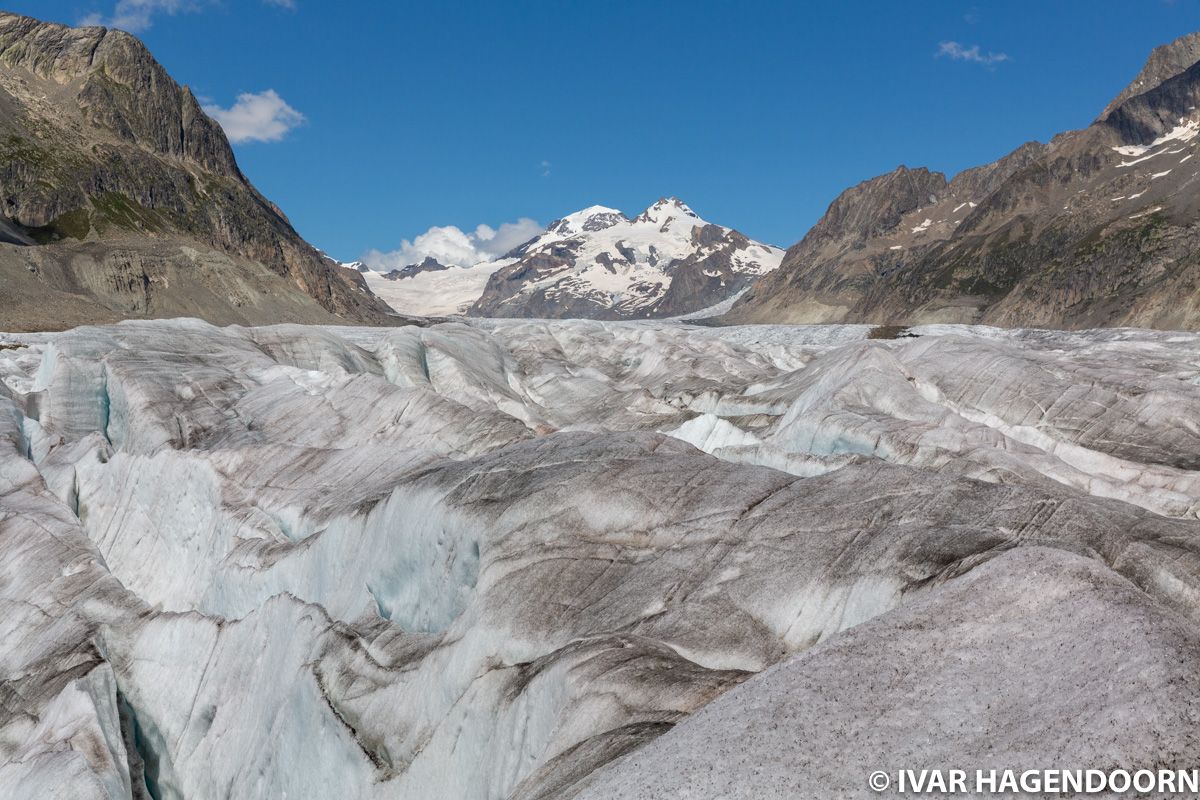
[9,0,1200,262]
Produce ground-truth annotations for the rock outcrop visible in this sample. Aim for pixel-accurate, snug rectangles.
[383,256,454,280]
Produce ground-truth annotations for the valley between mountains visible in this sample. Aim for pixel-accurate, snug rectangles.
[4,9,1200,800]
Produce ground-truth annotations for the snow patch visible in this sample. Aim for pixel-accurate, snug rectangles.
[1115,119,1200,166]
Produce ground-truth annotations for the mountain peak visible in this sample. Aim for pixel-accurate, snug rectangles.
[653,196,693,211]
[546,205,629,235]
[1100,30,1200,120]
[636,197,701,226]
[381,256,453,281]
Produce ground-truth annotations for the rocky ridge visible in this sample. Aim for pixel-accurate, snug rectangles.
[0,11,396,330]
[727,30,1200,329]
[382,256,453,280]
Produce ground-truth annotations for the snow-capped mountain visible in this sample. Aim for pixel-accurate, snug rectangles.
[469,198,784,319]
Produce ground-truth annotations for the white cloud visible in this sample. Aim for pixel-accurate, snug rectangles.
[361,218,543,270]
[473,219,544,256]
[81,0,291,32]
[540,160,552,177]
[937,41,1010,66]
[203,90,306,144]
[80,0,195,32]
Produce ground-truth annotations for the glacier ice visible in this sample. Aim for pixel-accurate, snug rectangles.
[2,318,1200,798]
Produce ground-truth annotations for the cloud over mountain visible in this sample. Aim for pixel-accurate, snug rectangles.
[362,218,542,269]
[203,90,306,144]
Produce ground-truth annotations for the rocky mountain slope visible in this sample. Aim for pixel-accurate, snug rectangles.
[727,30,1200,329]
[0,11,396,331]
[380,255,454,280]
[469,198,783,319]
[3,318,1200,798]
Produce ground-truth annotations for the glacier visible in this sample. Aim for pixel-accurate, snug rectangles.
[1,318,1199,799]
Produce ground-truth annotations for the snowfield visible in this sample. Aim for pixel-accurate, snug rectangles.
[362,258,512,317]
[2,318,1200,799]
